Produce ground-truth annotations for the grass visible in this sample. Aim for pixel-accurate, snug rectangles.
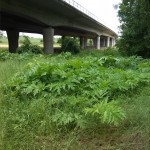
[0,36,42,45]
[0,49,150,150]
[0,36,61,49]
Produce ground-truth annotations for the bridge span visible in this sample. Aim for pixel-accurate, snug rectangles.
[0,0,117,54]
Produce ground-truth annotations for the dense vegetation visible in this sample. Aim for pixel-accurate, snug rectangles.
[0,49,150,149]
[17,36,43,54]
[118,0,150,57]
[61,37,80,54]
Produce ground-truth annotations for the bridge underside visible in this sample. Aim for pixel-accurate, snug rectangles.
[0,12,98,38]
[0,0,116,54]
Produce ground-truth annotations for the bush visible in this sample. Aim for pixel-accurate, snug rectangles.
[61,37,80,54]
[18,36,43,54]
[5,55,150,131]
[118,0,150,58]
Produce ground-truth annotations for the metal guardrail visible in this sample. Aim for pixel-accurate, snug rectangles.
[62,0,99,21]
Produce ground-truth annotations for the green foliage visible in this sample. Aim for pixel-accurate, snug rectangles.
[118,0,150,57]
[0,50,39,61]
[57,37,62,44]
[84,98,126,126]
[1,50,150,149]
[3,54,150,133]
[61,37,80,54]
[17,36,43,54]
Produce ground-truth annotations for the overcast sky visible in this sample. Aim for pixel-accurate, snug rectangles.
[75,0,121,33]
[21,0,122,37]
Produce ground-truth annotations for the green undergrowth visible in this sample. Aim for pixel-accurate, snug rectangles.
[0,49,150,149]
[0,50,43,61]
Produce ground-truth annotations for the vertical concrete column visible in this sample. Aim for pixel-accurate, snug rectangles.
[80,36,85,49]
[6,30,19,53]
[84,37,87,49]
[107,36,110,47]
[113,38,116,46]
[43,27,54,54]
[112,38,115,46]
[96,36,100,50]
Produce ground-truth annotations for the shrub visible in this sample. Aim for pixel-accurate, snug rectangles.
[4,55,148,131]
[61,37,80,54]
[118,0,150,58]
[18,36,43,54]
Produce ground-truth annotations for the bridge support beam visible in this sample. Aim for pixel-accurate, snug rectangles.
[112,38,116,46]
[80,37,85,49]
[107,37,110,47]
[80,37,87,49]
[6,30,19,53]
[96,36,101,50]
[43,27,54,54]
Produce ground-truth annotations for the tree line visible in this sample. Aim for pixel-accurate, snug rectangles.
[118,0,150,58]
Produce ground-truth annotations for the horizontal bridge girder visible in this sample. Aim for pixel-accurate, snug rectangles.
[0,0,117,37]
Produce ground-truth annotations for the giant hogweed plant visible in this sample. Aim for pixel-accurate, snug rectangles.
[3,54,150,130]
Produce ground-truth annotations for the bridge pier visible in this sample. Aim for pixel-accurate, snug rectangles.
[112,38,116,46]
[43,27,54,54]
[80,37,87,49]
[6,30,19,53]
[80,37,84,49]
[107,37,110,47]
[96,36,101,50]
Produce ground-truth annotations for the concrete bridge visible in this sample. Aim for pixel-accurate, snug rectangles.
[0,0,117,54]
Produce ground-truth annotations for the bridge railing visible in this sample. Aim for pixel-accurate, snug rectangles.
[62,0,99,21]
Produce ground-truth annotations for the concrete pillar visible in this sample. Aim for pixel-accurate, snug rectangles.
[43,27,54,54]
[96,36,100,49]
[84,37,87,49]
[80,36,85,49]
[107,36,110,47]
[6,30,19,53]
[113,38,116,46]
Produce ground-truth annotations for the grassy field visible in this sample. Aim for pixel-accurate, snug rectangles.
[0,49,150,150]
[0,36,61,49]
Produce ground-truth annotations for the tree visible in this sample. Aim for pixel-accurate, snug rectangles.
[118,0,150,57]
[61,37,80,54]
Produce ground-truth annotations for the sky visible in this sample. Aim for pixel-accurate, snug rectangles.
[75,0,121,33]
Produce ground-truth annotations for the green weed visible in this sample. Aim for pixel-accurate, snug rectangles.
[0,49,150,149]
